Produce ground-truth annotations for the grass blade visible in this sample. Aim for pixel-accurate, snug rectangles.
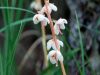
[75,11,85,75]
[0,7,35,14]
[0,17,33,32]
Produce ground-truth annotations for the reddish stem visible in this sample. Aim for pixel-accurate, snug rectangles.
[45,1,60,51]
[60,61,67,75]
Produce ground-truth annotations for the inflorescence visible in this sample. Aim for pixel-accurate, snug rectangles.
[31,0,68,75]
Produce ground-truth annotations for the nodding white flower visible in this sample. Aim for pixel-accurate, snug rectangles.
[47,39,63,50]
[33,14,50,26]
[54,18,68,35]
[30,1,42,10]
[40,3,57,14]
[48,50,63,66]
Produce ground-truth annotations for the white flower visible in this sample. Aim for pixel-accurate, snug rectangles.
[33,14,50,26]
[54,18,68,35]
[30,1,42,10]
[40,3,57,14]
[47,39,63,50]
[48,50,63,66]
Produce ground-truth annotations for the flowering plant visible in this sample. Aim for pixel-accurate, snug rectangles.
[31,0,67,75]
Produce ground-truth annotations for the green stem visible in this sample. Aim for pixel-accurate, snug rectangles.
[41,23,48,68]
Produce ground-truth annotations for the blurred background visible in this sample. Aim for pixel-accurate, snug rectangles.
[0,0,100,75]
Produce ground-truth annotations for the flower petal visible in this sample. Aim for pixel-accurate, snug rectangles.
[54,25,60,35]
[48,50,57,64]
[45,17,50,24]
[33,15,39,24]
[30,1,42,10]
[60,23,65,29]
[30,2,35,9]
[52,43,57,50]
[47,40,52,50]
[33,14,49,26]
[37,14,45,21]
[63,19,68,24]
[56,51,63,62]
[58,40,64,47]
[49,3,57,12]
[50,57,56,64]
